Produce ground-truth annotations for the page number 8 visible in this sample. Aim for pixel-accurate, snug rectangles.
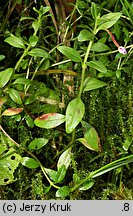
[123,203,129,211]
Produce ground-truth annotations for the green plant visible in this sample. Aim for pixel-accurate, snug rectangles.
[0,1,132,199]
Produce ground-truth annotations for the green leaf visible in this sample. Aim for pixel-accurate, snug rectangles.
[83,77,106,92]
[73,173,80,183]
[43,185,51,194]
[54,165,66,183]
[2,108,23,116]
[21,157,40,169]
[79,179,95,191]
[45,165,66,183]
[20,16,35,21]
[122,136,133,151]
[24,95,36,105]
[97,12,122,31]
[56,186,71,198]
[29,36,38,47]
[0,68,13,88]
[57,46,81,62]
[34,113,66,129]
[0,148,22,185]
[0,145,7,155]
[77,121,101,152]
[4,35,25,49]
[8,88,22,105]
[78,30,94,42]
[98,70,115,78]
[77,138,90,148]
[116,70,121,79]
[0,96,7,107]
[66,97,85,134]
[57,147,72,170]
[78,137,99,151]
[13,78,32,85]
[45,168,57,182]
[32,20,40,32]
[28,48,49,58]
[33,6,50,15]
[19,59,29,70]
[39,59,50,70]
[91,42,110,52]
[28,138,48,150]
[39,6,50,15]
[87,60,107,73]
[25,115,34,128]
[91,2,98,20]
[0,55,5,61]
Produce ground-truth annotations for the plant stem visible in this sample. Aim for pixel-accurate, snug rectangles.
[54,129,75,159]
[78,40,93,98]
[14,45,31,71]
[78,15,99,98]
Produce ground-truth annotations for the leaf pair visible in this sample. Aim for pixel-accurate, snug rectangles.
[22,147,72,190]
[34,97,85,134]
[77,121,101,152]
[20,138,49,169]
[97,12,122,32]
[5,35,49,58]
[45,147,71,184]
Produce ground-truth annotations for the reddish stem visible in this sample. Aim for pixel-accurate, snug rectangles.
[106,29,120,48]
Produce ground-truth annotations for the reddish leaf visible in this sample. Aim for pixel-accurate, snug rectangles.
[0,97,7,107]
[34,113,66,129]
[2,108,23,116]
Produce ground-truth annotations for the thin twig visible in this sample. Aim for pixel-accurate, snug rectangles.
[0,125,60,189]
